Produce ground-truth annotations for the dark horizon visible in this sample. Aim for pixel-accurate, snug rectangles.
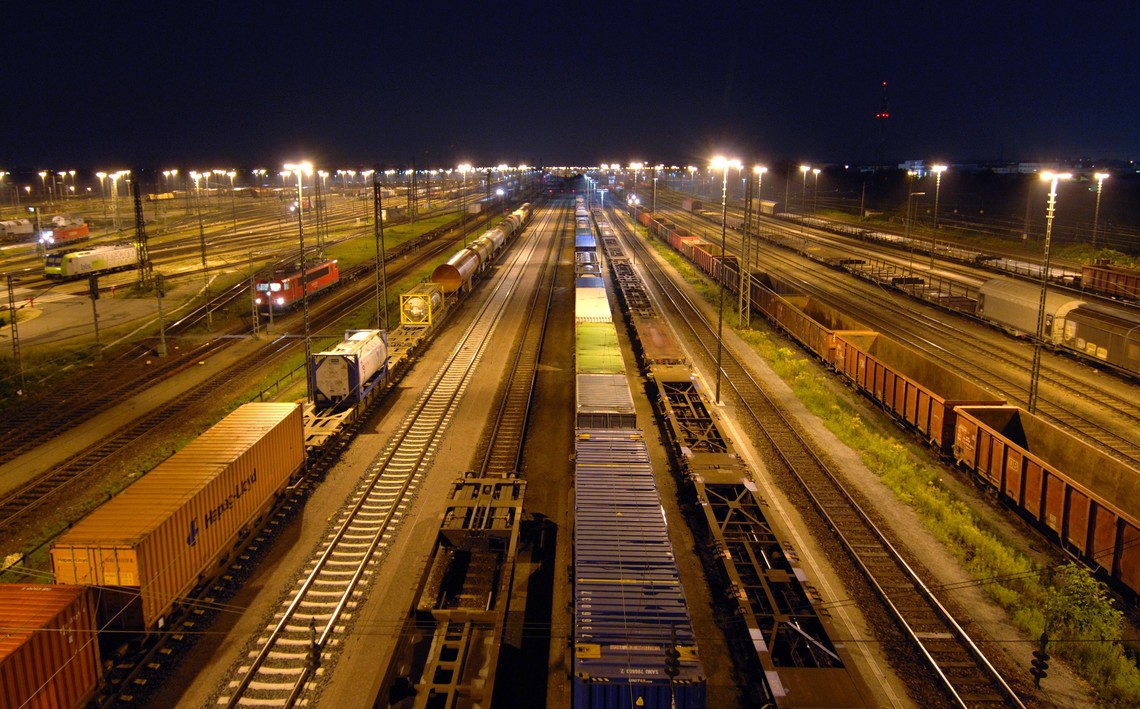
[3,3,1138,169]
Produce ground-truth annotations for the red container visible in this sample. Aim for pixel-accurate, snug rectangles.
[0,585,102,709]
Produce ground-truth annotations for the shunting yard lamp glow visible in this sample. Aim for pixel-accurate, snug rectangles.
[1092,172,1109,250]
[711,156,741,405]
[931,164,947,228]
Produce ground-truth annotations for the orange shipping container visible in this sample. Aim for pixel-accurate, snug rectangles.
[0,585,102,709]
[51,403,304,631]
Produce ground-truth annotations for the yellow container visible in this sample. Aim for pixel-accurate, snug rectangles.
[51,403,304,631]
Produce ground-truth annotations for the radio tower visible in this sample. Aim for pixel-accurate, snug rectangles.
[875,81,890,169]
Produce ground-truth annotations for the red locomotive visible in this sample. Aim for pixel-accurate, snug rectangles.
[254,258,340,313]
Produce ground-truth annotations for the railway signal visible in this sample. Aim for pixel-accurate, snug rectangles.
[1030,632,1050,687]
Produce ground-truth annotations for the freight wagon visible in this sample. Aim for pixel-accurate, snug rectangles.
[399,283,445,327]
[977,278,1140,377]
[573,429,707,709]
[0,585,102,709]
[254,258,340,313]
[833,332,1006,452]
[431,204,531,293]
[311,329,389,410]
[1082,262,1140,302]
[51,403,306,633]
[953,406,1140,597]
[44,243,138,279]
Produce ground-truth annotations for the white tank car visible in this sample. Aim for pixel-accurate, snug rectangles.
[311,330,389,409]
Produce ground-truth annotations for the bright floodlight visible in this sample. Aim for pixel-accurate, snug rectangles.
[800,165,810,174]
[754,166,768,174]
[284,161,314,175]
[1094,172,1110,181]
[710,156,741,170]
[932,164,947,174]
[1040,171,1072,181]
[496,188,504,196]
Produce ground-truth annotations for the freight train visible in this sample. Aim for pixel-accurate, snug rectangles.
[598,206,876,707]
[571,200,708,708]
[627,203,1140,601]
[38,222,90,248]
[253,258,340,313]
[431,204,531,293]
[0,404,305,709]
[3,202,540,707]
[44,243,139,279]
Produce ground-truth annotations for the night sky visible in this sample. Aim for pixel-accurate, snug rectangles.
[3,1,1138,169]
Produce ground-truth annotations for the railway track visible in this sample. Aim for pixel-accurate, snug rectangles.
[478,204,564,477]
[219,203,551,707]
[617,209,1025,707]
[657,197,1140,468]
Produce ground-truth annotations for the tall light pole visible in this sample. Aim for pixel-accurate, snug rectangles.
[38,171,49,207]
[189,171,212,328]
[1092,172,1109,250]
[799,165,810,212]
[688,166,697,192]
[711,156,741,405]
[905,191,925,270]
[285,161,315,402]
[812,168,821,213]
[1028,172,1071,414]
[458,163,471,246]
[931,164,947,228]
[652,176,658,215]
[109,171,125,229]
[752,165,766,266]
[629,195,640,234]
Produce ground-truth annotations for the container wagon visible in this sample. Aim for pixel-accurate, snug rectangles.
[51,403,306,633]
[254,258,340,313]
[311,329,389,410]
[0,585,102,709]
[399,283,445,327]
[573,429,707,709]
[44,243,138,279]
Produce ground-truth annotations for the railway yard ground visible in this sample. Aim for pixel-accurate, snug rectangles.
[2,187,1139,707]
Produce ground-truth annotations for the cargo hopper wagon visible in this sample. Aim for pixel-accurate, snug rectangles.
[629,201,1140,603]
[601,205,876,707]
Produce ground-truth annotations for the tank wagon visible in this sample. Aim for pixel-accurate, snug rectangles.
[44,243,138,279]
[51,403,305,634]
[399,283,445,327]
[431,203,531,293]
[254,258,340,313]
[0,585,102,709]
[628,202,1140,600]
[605,205,875,707]
[311,329,388,410]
